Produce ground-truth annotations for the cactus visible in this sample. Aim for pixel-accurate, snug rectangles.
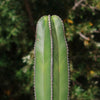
[34,15,69,100]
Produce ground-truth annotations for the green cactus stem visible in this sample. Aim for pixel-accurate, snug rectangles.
[34,15,69,100]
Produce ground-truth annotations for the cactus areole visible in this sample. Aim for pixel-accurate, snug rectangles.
[34,15,69,100]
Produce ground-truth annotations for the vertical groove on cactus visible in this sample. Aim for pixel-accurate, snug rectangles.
[34,15,69,100]
[48,15,53,100]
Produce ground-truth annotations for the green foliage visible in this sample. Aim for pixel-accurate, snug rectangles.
[0,0,34,100]
[0,0,100,100]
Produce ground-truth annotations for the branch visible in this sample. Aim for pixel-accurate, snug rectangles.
[79,29,100,41]
[72,0,86,10]
[24,0,35,33]
[81,4,100,12]
[89,5,100,12]
[79,32,90,41]
[92,29,100,33]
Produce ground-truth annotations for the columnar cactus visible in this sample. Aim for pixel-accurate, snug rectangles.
[34,15,69,100]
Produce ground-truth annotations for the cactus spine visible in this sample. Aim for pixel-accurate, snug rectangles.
[34,15,69,100]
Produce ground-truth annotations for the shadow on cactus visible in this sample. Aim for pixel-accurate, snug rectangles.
[34,15,69,100]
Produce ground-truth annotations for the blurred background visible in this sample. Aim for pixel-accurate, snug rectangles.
[0,0,100,100]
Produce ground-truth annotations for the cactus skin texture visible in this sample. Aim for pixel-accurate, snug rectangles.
[34,15,69,100]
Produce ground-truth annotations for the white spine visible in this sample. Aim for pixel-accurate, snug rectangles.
[48,15,53,100]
